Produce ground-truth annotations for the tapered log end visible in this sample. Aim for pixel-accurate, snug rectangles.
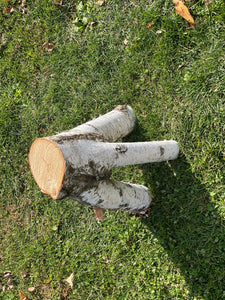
[29,138,65,199]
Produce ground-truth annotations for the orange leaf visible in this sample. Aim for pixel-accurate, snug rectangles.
[19,292,28,300]
[148,21,154,30]
[43,42,55,52]
[174,0,195,27]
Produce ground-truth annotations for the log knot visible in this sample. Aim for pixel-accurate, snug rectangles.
[115,144,128,154]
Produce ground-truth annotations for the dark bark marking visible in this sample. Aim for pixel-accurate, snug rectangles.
[86,124,109,141]
[119,203,129,209]
[96,198,104,205]
[115,144,128,154]
[54,133,105,144]
[160,146,165,156]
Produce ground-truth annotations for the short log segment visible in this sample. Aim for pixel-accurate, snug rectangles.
[74,180,151,213]
[29,105,179,213]
[51,104,136,143]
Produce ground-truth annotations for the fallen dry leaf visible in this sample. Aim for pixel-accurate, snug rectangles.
[27,287,36,293]
[19,291,28,300]
[8,277,14,290]
[95,0,104,6]
[174,0,195,27]
[94,207,104,220]
[43,42,55,52]
[148,21,154,29]
[53,0,63,5]
[65,273,74,289]
[5,7,16,13]
[3,271,13,277]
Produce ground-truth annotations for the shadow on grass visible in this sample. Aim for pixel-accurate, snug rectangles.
[141,155,225,299]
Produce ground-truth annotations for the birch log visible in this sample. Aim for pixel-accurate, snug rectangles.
[52,105,136,142]
[29,105,179,213]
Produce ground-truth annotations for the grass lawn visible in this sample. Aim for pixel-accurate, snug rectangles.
[0,0,225,299]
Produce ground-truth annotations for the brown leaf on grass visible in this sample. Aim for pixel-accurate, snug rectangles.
[5,7,16,13]
[65,273,74,289]
[148,21,154,29]
[95,0,104,6]
[174,0,195,27]
[94,207,104,220]
[19,292,28,300]
[53,0,63,5]
[43,42,55,52]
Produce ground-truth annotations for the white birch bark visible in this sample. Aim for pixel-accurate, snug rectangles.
[76,180,151,213]
[53,105,136,142]
[29,105,179,213]
[55,139,179,178]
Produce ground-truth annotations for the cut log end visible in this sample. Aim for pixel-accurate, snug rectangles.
[29,138,65,199]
